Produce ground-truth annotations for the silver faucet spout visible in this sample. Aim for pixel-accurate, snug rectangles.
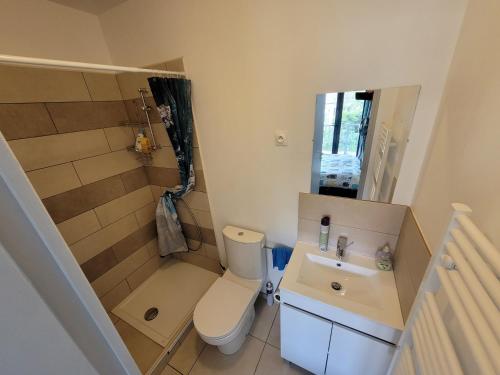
[336,235,348,260]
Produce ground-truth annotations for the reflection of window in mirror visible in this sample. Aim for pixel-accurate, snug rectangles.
[311,86,420,203]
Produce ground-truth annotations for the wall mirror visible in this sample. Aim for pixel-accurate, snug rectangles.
[311,85,420,203]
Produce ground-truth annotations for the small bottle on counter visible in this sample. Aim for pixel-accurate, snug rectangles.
[266,281,274,306]
[319,216,330,251]
[375,244,393,271]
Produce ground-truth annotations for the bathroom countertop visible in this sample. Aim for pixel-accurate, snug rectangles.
[280,241,404,343]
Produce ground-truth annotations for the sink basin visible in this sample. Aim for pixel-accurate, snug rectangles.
[297,253,382,309]
[279,242,403,341]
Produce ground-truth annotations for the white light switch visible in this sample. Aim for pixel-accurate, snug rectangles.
[275,130,288,146]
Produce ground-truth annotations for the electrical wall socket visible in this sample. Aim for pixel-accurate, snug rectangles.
[275,130,288,146]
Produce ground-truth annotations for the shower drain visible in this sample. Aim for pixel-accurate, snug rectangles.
[144,307,159,321]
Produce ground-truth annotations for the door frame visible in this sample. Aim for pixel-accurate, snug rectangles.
[0,133,140,375]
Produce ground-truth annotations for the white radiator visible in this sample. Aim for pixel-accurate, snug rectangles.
[388,203,499,375]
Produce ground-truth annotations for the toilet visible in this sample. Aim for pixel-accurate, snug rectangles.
[193,226,266,354]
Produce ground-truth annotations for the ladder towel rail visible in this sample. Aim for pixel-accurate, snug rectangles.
[436,267,496,375]
[450,229,500,306]
[445,242,500,337]
[388,203,499,375]
[456,215,500,276]
[424,293,463,375]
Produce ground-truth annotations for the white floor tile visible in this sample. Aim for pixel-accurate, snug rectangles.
[169,326,206,374]
[267,308,281,348]
[250,296,279,342]
[255,344,310,375]
[190,336,265,375]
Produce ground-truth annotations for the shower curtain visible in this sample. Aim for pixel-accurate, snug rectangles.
[148,77,195,256]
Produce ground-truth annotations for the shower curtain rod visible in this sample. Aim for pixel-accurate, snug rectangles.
[0,54,186,75]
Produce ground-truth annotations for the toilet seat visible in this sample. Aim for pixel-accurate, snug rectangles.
[194,277,255,341]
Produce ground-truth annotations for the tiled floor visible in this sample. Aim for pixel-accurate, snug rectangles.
[161,296,310,375]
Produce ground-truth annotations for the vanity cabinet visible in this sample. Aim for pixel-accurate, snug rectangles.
[281,303,332,374]
[325,324,394,375]
[281,303,395,375]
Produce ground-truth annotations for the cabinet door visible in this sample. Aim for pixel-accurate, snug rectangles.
[280,303,332,375]
[325,323,395,375]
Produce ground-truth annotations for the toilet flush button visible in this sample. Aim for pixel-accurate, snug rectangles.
[274,130,288,146]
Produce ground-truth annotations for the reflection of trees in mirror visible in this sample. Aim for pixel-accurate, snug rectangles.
[322,91,364,155]
[339,92,363,155]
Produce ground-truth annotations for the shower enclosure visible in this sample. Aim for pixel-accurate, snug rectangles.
[0,55,220,374]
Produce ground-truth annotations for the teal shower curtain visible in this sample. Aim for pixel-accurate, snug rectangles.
[148,77,195,256]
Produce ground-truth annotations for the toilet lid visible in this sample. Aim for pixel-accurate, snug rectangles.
[194,278,254,339]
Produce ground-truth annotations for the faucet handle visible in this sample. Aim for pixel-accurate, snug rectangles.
[337,235,348,249]
[336,236,354,261]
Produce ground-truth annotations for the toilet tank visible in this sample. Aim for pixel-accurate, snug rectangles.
[223,226,265,280]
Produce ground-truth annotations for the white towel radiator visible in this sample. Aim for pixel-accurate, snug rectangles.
[388,203,499,375]
[369,125,392,202]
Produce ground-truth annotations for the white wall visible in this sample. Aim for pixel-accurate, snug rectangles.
[413,0,500,251]
[99,0,467,262]
[0,243,98,375]
[0,0,111,63]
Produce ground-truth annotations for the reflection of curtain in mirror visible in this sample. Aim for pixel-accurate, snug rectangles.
[356,93,374,161]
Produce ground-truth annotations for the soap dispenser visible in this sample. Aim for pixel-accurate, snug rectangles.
[375,244,393,271]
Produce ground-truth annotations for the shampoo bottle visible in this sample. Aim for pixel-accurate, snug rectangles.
[319,216,330,251]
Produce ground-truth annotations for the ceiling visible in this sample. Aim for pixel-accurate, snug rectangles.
[48,0,127,15]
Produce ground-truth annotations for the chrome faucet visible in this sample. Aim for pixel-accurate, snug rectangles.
[336,235,349,260]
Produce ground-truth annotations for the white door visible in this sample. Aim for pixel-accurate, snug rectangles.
[281,304,332,374]
[325,323,394,375]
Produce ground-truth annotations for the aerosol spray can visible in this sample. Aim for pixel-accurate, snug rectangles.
[266,281,274,305]
[319,216,330,251]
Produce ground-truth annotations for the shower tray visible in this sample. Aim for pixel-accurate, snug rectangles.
[112,258,219,349]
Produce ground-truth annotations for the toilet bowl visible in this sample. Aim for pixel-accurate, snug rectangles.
[194,270,261,354]
[193,226,266,354]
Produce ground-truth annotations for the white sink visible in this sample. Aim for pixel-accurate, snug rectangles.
[280,242,404,343]
[298,253,382,309]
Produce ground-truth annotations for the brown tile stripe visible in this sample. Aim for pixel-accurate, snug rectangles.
[43,175,125,224]
[43,167,149,224]
[46,101,129,133]
[145,166,181,187]
[112,221,157,262]
[1,100,129,140]
[81,247,118,282]
[145,166,207,192]
[124,97,161,124]
[0,103,57,140]
[80,221,157,283]
[181,222,216,246]
[121,167,149,193]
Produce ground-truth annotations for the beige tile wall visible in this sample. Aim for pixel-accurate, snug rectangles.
[1,62,218,373]
[1,66,165,315]
[2,62,219,317]
[115,60,220,276]
[297,193,406,257]
[393,209,431,321]
[298,193,431,322]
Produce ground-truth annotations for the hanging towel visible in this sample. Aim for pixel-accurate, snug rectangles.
[156,195,188,256]
[272,246,293,271]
